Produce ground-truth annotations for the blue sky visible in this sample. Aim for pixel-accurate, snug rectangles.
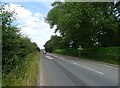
[12,2,52,16]
[3,1,116,49]
[3,2,57,49]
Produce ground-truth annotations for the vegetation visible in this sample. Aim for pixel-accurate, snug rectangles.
[1,3,40,86]
[44,2,119,64]
[44,35,66,53]
[2,51,40,86]
[54,47,119,65]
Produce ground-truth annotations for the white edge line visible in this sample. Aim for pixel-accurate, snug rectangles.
[40,59,43,86]
[48,54,118,69]
[73,62,103,75]
[103,65,118,69]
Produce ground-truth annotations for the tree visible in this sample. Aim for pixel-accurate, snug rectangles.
[44,35,65,52]
[2,3,40,74]
[46,2,120,49]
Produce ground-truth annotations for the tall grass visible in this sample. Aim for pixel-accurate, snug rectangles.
[2,51,40,86]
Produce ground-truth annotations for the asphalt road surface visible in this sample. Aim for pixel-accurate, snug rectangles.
[38,53,118,87]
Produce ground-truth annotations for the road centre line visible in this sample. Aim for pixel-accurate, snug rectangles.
[46,56,54,59]
[52,55,65,60]
[73,62,103,75]
[55,56,104,75]
[51,55,116,74]
[59,58,64,60]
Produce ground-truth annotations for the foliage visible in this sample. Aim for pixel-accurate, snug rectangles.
[54,48,79,56]
[44,35,68,52]
[54,47,119,65]
[1,3,40,75]
[2,51,40,86]
[53,49,66,55]
[82,47,119,64]
[45,2,120,51]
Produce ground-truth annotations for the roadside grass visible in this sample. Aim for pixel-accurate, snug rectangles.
[2,51,40,86]
[0,73,1,88]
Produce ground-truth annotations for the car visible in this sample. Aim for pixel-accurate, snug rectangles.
[43,51,46,54]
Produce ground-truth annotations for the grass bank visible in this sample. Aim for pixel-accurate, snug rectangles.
[2,51,40,86]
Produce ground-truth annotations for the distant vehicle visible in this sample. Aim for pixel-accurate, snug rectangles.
[43,51,46,54]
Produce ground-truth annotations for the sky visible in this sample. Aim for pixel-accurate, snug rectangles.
[3,0,116,49]
[3,2,57,49]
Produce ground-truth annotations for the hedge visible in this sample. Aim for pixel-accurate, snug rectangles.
[81,47,119,64]
[54,49,79,57]
[54,47,119,65]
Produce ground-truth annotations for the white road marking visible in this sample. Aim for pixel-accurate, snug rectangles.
[73,62,78,65]
[73,62,103,75]
[46,56,54,60]
[59,58,64,60]
[87,61,118,69]
[103,65,118,69]
[51,54,118,70]
[52,55,65,60]
[40,59,43,86]
[52,55,57,57]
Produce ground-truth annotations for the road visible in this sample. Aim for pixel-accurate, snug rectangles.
[37,53,118,87]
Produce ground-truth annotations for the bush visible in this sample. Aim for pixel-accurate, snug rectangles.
[54,49,66,55]
[81,47,119,64]
[54,48,79,56]
[54,47,119,65]
[2,51,40,86]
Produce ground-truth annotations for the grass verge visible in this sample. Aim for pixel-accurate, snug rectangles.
[2,51,40,86]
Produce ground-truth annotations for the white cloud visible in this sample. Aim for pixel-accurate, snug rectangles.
[34,12,43,18]
[2,0,65,2]
[4,3,56,49]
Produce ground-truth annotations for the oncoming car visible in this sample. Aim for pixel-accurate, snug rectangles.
[43,51,46,54]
